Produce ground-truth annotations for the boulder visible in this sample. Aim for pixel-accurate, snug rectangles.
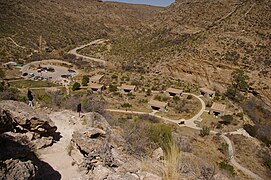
[152,147,164,160]
[72,127,106,154]
[82,112,111,131]
[92,165,112,180]
[0,100,57,136]
[2,159,38,180]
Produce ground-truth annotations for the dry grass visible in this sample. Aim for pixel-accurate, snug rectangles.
[141,142,182,179]
[162,142,182,180]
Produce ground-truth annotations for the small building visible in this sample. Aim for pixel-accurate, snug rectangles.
[89,83,105,93]
[3,61,17,68]
[90,75,104,84]
[121,84,136,94]
[209,102,226,117]
[148,100,168,112]
[165,87,183,97]
[199,88,215,99]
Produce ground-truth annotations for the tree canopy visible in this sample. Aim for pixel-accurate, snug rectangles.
[82,75,89,86]
[226,69,249,101]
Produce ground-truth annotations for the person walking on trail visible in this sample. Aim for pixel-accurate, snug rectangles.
[27,89,34,107]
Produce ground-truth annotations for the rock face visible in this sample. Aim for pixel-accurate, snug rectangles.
[0,100,57,136]
[0,159,38,180]
[0,100,60,180]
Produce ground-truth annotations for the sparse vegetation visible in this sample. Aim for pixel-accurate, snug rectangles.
[72,82,81,91]
[81,75,89,86]
[219,161,235,175]
[200,126,210,137]
[225,69,249,102]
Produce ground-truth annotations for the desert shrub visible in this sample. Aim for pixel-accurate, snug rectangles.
[146,89,151,96]
[266,159,271,169]
[218,161,234,174]
[148,123,172,150]
[138,114,159,123]
[243,124,257,137]
[187,95,193,99]
[242,98,271,145]
[0,88,19,100]
[61,95,81,111]
[121,103,132,110]
[81,75,89,86]
[200,126,210,137]
[0,83,4,92]
[63,53,76,61]
[236,112,244,120]
[0,69,5,79]
[220,115,233,125]
[154,95,161,101]
[72,82,81,91]
[81,95,106,115]
[109,84,118,92]
[131,80,142,86]
[218,143,228,155]
[111,74,118,80]
[173,96,180,101]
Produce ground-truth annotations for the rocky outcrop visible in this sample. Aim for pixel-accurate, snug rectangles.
[0,100,60,179]
[70,115,161,180]
[0,159,38,180]
[0,100,57,136]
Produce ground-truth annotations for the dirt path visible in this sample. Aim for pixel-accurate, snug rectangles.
[68,39,106,65]
[38,111,86,180]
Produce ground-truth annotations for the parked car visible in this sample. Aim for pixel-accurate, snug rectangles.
[22,72,28,76]
[178,121,185,125]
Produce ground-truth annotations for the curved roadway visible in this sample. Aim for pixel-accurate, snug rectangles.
[68,39,106,65]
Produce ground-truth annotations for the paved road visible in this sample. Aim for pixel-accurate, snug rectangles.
[221,134,262,180]
[68,39,106,65]
[182,93,206,129]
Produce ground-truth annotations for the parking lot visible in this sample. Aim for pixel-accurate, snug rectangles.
[21,60,77,84]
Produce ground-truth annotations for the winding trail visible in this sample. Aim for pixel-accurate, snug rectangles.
[38,111,87,180]
[68,39,106,65]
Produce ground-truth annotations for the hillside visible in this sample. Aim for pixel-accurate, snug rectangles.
[106,0,271,106]
[0,0,161,62]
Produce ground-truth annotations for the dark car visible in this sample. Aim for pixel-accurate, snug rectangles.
[22,72,28,76]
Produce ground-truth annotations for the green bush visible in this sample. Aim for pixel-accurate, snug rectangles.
[111,74,118,79]
[146,89,151,96]
[109,84,118,92]
[236,112,244,120]
[154,95,161,101]
[72,82,81,91]
[243,124,257,137]
[200,126,210,137]
[265,159,271,169]
[148,123,172,150]
[173,96,180,101]
[121,103,132,110]
[221,115,233,125]
[219,161,235,174]
[187,95,193,100]
[0,68,5,79]
[81,75,89,86]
